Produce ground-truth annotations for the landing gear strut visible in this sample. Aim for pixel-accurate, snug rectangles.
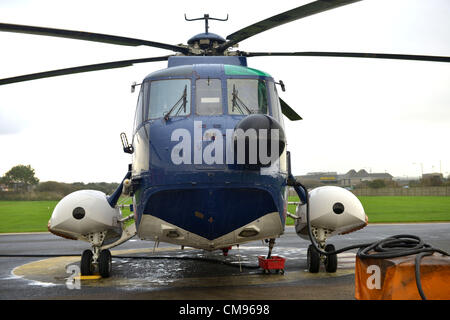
[80,231,111,277]
[267,238,275,259]
[79,213,136,278]
[307,227,337,273]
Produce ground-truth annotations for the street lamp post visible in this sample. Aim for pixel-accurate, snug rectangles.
[413,162,423,177]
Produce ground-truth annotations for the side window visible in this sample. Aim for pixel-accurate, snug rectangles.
[147,79,191,119]
[257,80,268,114]
[268,81,281,122]
[227,79,268,115]
[133,87,144,132]
[196,79,222,116]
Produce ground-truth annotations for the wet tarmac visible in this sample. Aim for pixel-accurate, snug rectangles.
[1,223,449,300]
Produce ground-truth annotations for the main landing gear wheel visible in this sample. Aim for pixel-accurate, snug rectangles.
[98,249,112,278]
[80,249,94,276]
[307,244,320,273]
[324,244,337,273]
[306,243,338,273]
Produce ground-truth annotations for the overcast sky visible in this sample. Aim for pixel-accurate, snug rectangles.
[0,0,449,183]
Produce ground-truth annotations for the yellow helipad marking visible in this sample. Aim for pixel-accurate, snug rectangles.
[75,275,102,280]
[112,247,182,255]
[13,256,80,278]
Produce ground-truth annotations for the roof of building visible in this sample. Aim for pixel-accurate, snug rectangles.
[341,169,392,179]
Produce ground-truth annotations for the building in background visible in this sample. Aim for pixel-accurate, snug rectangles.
[421,172,444,186]
[296,169,393,189]
[340,169,393,187]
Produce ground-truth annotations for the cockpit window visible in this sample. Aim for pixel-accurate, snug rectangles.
[227,79,268,115]
[268,81,282,122]
[196,79,222,116]
[133,86,144,132]
[147,79,191,119]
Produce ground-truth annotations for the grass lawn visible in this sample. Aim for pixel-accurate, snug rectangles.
[0,197,133,233]
[0,196,449,233]
[0,201,57,233]
[286,196,450,225]
[358,196,450,223]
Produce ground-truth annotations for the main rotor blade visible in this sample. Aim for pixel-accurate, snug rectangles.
[0,22,188,54]
[0,55,172,85]
[220,0,361,51]
[242,51,450,63]
[280,98,302,121]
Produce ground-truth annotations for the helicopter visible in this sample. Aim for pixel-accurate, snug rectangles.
[1,0,449,278]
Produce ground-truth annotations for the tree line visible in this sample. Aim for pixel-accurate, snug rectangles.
[0,165,118,201]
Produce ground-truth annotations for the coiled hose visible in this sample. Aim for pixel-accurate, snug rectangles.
[293,179,449,300]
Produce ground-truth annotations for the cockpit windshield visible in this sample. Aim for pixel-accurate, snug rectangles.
[227,79,268,115]
[147,79,191,119]
[196,79,222,116]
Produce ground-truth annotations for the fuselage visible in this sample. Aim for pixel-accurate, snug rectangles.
[131,56,289,250]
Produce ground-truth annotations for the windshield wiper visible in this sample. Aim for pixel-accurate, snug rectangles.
[164,85,187,121]
[231,84,252,115]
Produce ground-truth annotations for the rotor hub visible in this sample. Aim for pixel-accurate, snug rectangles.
[187,32,227,55]
[187,32,226,46]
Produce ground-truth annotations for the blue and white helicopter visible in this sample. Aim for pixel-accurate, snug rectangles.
[2,0,449,278]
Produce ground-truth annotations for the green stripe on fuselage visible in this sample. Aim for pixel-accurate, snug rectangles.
[224,65,272,77]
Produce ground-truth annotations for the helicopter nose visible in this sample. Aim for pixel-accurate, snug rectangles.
[232,114,286,167]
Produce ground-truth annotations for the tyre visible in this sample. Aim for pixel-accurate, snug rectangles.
[98,249,112,278]
[307,244,320,273]
[324,244,337,273]
[80,250,94,276]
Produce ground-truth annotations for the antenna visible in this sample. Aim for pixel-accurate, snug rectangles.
[184,13,228,34]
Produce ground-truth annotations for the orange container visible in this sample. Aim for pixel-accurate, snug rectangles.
[355,253,450,300]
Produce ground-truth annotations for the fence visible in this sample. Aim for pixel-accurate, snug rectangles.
[352,186,450,197]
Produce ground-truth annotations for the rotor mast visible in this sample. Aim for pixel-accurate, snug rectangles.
[184,13,229,55]
[184,13,229,34]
